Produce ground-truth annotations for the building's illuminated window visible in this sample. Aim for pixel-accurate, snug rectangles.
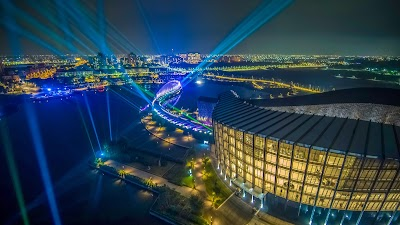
[254,148,263,159]
[236,130,243,141]
[229,145,235,154]
[245,133,253,145]
[255,168,263,178]
[229,136,235,144]
[244,145,252,155]
[254,136,264,150]
[278,168,290,178]
[279,157,291,168]
[266,152,276,163]
[266,139,277,153]
[265,163,276,174]
[255,177,263,188]
[255,159,263,169]
[294,145,308,160]
[236,141,243,150]
[279,142,292,157]
[382,202,398,211]
[245,154,252,164]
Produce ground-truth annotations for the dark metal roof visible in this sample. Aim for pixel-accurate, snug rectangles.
[249,112,293,134]
[382,125,399,159]
[212,92,400,159]
[367,122,382,158]
[348,120,370,156]
[313,117,347,150]
[239,111,282,132]
[259,114,302,137]
[230,109,273,129]
[272,114,313,141]
[330,119,358,152]
[225,107,265,126]
[298,116,335,147]
[284,115,324,144]
[247,88,400,107]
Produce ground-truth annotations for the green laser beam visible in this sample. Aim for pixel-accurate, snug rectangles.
[1,122,30,225]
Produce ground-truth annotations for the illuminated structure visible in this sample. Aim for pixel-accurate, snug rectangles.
[212,90,400,225]
[151,80,213,135]
[152,80,182,107]
[197,96,218,125]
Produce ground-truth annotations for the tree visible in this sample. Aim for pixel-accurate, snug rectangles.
[189,195,204,214]
[118,169,126,178]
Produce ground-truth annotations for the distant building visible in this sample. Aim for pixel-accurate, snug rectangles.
[54,68,94,77]
[197,96,218,125]
[160,55,183,65]
[186,52,201,64]
[0,60,4,75]
[125,67,149,74]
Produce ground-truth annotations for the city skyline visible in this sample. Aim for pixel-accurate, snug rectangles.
[0,0,399,56]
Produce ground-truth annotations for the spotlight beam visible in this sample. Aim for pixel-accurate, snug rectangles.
[1,123,30,225]
[106,90,113,141]
[181,0,293,86]
[83,94,102,151]
[77,104,96,156]
[136,0,161,54]
[25,104,62,225]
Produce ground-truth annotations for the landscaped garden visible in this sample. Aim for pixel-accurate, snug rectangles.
[201,157,232,208]
[151,187,208,225]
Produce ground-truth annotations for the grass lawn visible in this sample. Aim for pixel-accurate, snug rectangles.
[202,161,232,208]
[182,176,195,188]
[163,163,195,188]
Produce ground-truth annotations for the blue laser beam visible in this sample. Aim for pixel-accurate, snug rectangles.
[181,0,293,86]
[83,94,102,151]
[25,104,62,225]
[109,88,141,110]
[106,90,113,141]
[136,0,161,54]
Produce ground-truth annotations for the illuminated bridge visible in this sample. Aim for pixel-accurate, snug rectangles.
[152,80,182,107]
[212,89,400,225]
[151,80,212,135]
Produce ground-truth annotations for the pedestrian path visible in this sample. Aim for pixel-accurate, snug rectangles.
[105,159,200,198]
[141,116,195,149]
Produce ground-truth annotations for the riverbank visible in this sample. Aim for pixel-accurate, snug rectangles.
[89,160,209,225]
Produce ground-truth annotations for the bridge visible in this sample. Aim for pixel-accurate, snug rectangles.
[203,74,322,93]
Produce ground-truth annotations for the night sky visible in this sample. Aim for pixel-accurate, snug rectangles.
[0,0,399,56]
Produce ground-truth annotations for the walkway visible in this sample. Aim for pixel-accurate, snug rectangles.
[105,159,200,198]
[141,115,195,149]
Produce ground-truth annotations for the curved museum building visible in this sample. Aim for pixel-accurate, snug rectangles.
[212,89,400,225]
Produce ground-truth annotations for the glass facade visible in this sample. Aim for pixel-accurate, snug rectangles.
[214,121,400,212]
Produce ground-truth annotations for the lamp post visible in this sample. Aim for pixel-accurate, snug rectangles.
[212,192,216,208]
